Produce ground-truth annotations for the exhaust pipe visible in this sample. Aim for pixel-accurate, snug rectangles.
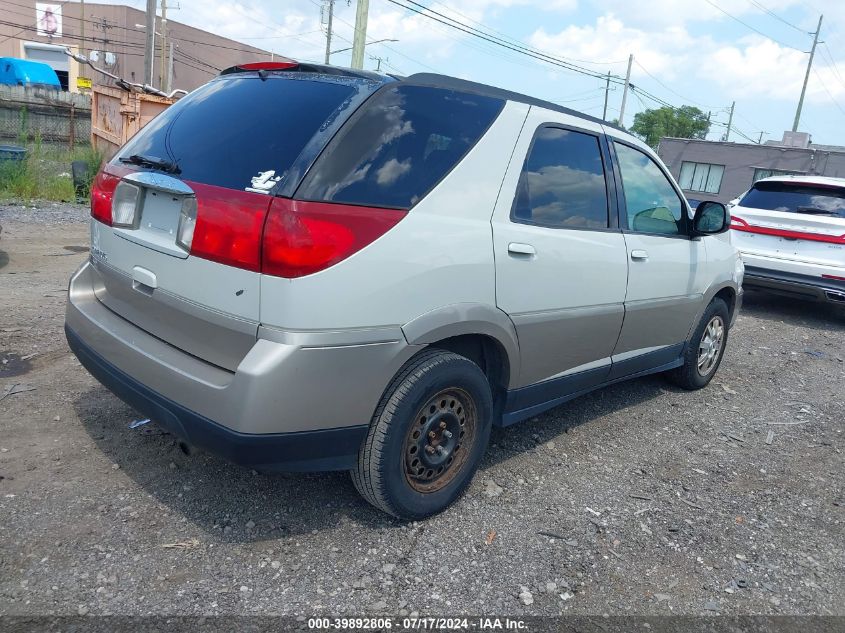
[825,290,845,303]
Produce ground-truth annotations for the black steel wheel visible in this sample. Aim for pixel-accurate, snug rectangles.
[352,349,492,520]
[403,387,477,494]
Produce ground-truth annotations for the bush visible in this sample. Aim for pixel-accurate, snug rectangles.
[0,143,103,202]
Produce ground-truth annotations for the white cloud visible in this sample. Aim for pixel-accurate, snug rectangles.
[530,13,845,108]
[528,14,693,78]
[701,37,845,105]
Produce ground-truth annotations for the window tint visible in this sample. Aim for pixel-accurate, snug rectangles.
[114,74,369,192]
[739,181,845,218]
[679,161,724,194]
[297,84,503,209]
[614,142,685,236]
[511,127,609,229]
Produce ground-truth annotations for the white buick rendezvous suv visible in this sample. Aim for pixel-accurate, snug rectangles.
[66,62,742,519]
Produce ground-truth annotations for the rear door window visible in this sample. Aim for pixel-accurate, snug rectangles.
[296,84,504,209]
[113,74,375,193]
[739,182,845,218]
[511,126,609,229]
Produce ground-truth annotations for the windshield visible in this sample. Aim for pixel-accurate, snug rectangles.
[739,181,845,218]
[113,73,381,193]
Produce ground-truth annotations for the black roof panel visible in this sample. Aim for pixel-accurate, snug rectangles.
[404,72,623,131]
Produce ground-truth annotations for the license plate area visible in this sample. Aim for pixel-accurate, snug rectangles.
[112,173,195,259]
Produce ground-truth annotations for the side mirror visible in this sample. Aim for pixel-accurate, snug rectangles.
[693,201,729,235]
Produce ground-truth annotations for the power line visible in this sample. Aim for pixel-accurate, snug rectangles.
[819,43,845,91]
[811,67,845,117]
[228,3,331,54]
[0,18,215,76]
[702,0,802,51]
[633,59,720,110]
[745,0,808,34]
[0,0,73,44]
[426,0,626,66]
[382,0,626,82]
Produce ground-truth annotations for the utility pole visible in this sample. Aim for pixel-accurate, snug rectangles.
[159,0,168,91]
[724,101,735,141]
[144,0,156,86]
[80,0,85,56]
[602,71,611,120]
[323,0,334,64]
[351,0,369,70]
[370,55,387,71]
[167,41,174,94]
[793,14,823,132]
[618,54,633,127]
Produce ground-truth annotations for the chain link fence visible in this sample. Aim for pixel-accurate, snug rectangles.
[0,86,91,147]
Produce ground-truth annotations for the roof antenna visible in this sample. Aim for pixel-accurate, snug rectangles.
[258,68,269,81]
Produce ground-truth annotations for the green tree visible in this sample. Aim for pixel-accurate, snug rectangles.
[630,106,710,149]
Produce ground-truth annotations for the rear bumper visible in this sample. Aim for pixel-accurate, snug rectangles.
[744,265,845,304]
[65,260,421,471]
[66,325,366,471]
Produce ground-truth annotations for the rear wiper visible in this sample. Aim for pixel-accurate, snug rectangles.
[796,206,839,216]
[118,154,181,174]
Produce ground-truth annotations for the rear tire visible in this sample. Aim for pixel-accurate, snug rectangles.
[351,349,492,520]
[666,297,730,390]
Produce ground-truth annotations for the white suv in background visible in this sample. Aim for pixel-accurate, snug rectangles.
[730,175,845,307]
[66,62,742,519]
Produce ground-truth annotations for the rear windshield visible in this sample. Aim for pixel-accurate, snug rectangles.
[739,181,845,218]
[112,74,378,192]
[296,84,504,209]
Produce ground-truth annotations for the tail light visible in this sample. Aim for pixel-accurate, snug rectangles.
[91,169,405,277]
[262,199,406,278]
[111,181,141,227]
[729,213,845,244]
[90,170,120,225]
[182,183,270,271]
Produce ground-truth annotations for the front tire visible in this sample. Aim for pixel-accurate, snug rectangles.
[352,349,493,520]
[666,297,730,390]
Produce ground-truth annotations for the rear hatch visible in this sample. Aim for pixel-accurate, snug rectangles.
[731,180,845,268]
[88,69,383,370]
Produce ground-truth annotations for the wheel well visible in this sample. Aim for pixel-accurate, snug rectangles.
[429,334,510,398]
[714,287,736,318]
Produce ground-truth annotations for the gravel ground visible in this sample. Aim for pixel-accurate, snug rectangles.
[0,201,843,617]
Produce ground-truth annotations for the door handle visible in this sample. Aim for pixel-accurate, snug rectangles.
[630,249,649,261]
[508,242,536,256]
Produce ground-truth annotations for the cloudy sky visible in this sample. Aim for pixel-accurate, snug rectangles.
[117,0,843,145]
